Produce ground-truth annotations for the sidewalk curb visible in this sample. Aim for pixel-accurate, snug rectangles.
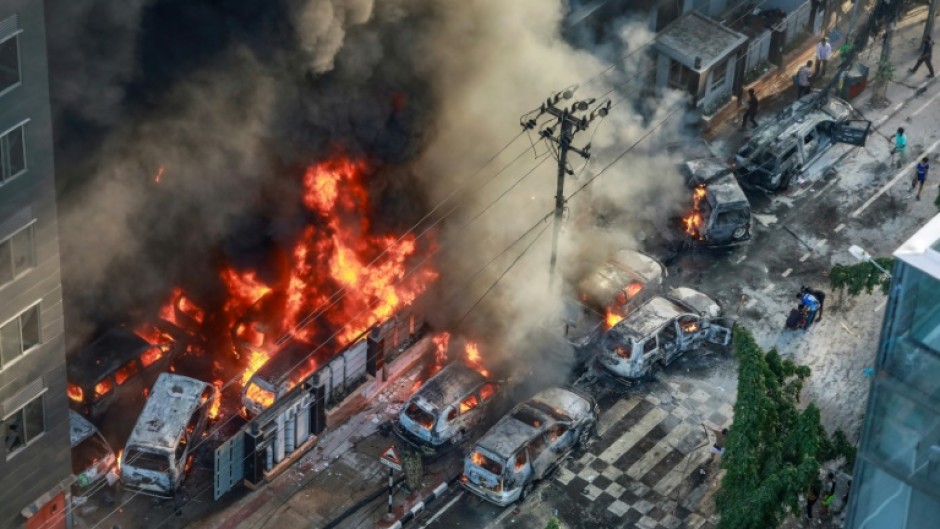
[376,475,461,529]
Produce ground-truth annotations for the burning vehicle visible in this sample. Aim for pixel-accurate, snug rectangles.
[734,95,871,192]
[680,158,751,247]
[462,387,597,506]
[597,287,733,380]
[70,411,118,500]
[67,327,172,421]
[121,373,216,497]
[563,249,666,347]
[240,341,322,417]
[397,362,501,451]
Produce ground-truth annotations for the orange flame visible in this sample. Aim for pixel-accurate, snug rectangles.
[245,383,275,408]
[464,340,490,378]
[154,166,165,183]
[605,308,624,329]
[116,449,123,473]
[683,185,708,238]
[221,268,271,313]
[209,381,223,420]
[67,384,83,403]
[240,350,270,387]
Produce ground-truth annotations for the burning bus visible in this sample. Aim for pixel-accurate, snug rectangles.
[563,249,666,347]
[597,287,733,379]
[121,373,216,497]
[397,362,501,452]
[462,387,597,506]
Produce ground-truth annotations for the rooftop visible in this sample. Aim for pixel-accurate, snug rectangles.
[653,11,748,73]
[895,213,940,278]
[125,373,210,452]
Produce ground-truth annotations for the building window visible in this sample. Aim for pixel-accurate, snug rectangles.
[0,303,42,370]
[3,393,44,457]
[0,32,19,96]
[709,59,729,95]
[668,59,694,92]
[0,223,36,286]
[0,122,27,183]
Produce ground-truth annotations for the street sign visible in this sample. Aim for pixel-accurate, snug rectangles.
[379,445,402,471]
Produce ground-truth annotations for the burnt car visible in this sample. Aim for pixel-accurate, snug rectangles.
[563,249,666,347]
[597,287,733,379]
[121,373,216,497]
[734,95,871,192]
[462,387,597,506]
[70,411,118,501]
[67,327,171,422]
[681,158,752,246]
[397,363,501,452]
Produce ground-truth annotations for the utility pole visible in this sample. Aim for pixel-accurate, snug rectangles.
[925,0,939,44]
[522,87,609,286]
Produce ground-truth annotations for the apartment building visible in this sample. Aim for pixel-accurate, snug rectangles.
[0,1,72,528]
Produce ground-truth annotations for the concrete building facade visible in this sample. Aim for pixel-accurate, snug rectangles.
[0,1,72,528]
[845,215,940,528]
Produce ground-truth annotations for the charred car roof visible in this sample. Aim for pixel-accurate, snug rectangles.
[126,373,210,453]
[67,327,157,384]
[608,297,688,343]
[666,287,721,318]
[477,388,589,459]
[577,249,665,307]
[706,174,748,207]
[683,158,748,208]
[413,363,486,412]
[69,410,97,447]
[250,341,325,388]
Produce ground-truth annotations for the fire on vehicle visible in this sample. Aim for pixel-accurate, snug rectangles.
[679,158,751,247]
[597,287,733,379]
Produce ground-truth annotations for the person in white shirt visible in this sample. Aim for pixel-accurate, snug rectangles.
[815,37,832,76]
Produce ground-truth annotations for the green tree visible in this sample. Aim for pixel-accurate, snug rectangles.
[715,328,823,529]
[544,517,561,529]
[829,259,894,298]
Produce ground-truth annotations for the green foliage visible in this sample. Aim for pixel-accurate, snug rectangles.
[829,259,894,297]
[545,517,562,529]
[876,60,895,83]
[818,428,857,472]
[715,328,823,529]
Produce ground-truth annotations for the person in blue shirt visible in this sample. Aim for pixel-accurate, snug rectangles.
[912,157,929,200]
[798,292,820,330]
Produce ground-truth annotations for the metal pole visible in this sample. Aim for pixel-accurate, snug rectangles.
[387,467,394,515]
[548,113,572,288]
[925,0,939,44]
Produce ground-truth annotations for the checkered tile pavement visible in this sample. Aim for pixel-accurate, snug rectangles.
[548,376,735,529]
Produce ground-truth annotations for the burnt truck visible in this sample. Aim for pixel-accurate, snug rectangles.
[397,363,501,452]
[462,387,597,506]
[121,373,216,497]
[597,287,733,379]
[681,158,752,246]
[734,95,871,192]
[563,249,666,347]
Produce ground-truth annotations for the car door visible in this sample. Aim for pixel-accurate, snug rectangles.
[675,316,706,357]
[831,120,872,147]
[702,317,735,347]
[526,433,555,479]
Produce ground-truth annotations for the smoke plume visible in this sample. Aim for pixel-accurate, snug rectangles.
[48,0,689,379]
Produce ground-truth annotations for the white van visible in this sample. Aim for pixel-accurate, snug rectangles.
[70,411,118,500]
[121,373,215,496]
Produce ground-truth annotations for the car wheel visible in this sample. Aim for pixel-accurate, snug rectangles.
[732,226,748,240]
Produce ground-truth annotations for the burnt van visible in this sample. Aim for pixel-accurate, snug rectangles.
[681,158,752,247]
[70,411,118,501]
[598,287,733,379]
[462,387,597,506]
[121,374,215,497]
[397,363,501,452]
[241,341,327,417]
[563,249,666,347]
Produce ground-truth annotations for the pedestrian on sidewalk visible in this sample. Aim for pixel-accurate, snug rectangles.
[796,60,814,98]
[912,157,930,200]
[821,472,837,517]
[806,478,822,520]
[800,286,825,322]
[910,36,935,78]
[815,37,832,77]
[741,88,759,129]
[890,127,907,169]
[797,291,820,330]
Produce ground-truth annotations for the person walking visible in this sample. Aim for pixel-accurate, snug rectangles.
[912,157,930,200]
[741,88,759,129]
[910,36,935,78]
[797,60,814,98]
[815,37,832,77]
[890,127,908,169]
[798,291,820,330]
[821,472,838,517]
[700,423,728,475]
[806,478,822,520]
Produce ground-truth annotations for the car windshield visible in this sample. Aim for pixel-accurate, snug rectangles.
[469,449,504,476]
[124,448,170,473]
[715,207,749,226]
[405,402,435,429]
[71,434,110,474]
